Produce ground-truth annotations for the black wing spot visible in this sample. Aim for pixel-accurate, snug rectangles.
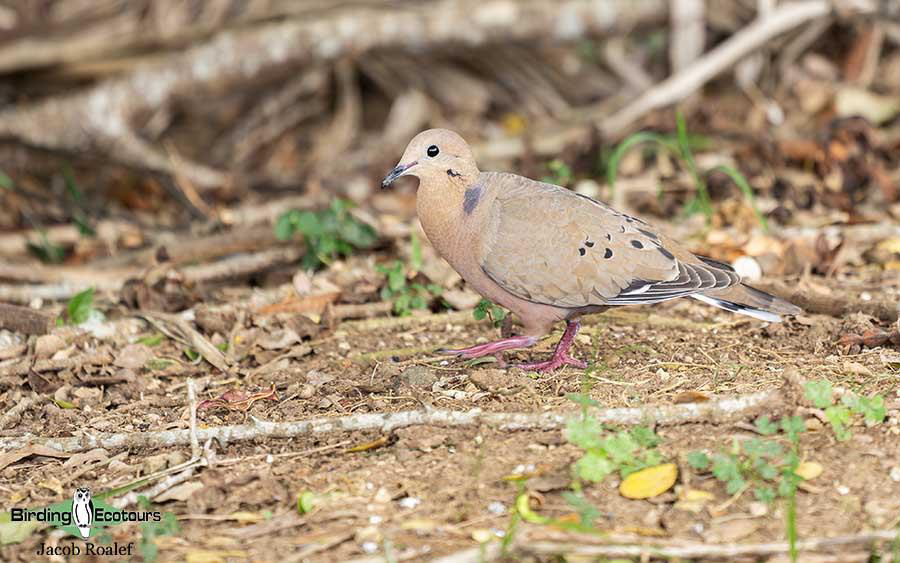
[585,240,594,248]
[631,240,644,249]
[606,233,612,241]
[658,246,675,260]
[604,248,613,259]
[637,228,659,240]
[578,247,586,256]
[446,169,462,178]
[619,226,626,233]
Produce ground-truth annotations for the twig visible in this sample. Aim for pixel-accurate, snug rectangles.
[109,466,199,510]
[0,304,53,335]
[600,0,877,136]
[0,352,112,379]
[138,312,230,372]
[187,379,200,460]
[513,529,899,559]
[751,279,899,322]
[0,0,664,187]
[0,388,784,453]
[0,393,41,429]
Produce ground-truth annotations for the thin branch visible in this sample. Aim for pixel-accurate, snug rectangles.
[600,0,877,136]
[0,389,784,453]
[514,530,899,559]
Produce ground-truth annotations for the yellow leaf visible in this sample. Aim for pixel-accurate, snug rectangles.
[228,511,265,523]
[796,461,823,480]
[346,436,389,453]
[501,113,527,135]
[619,463,677,499]
[876,237,900,253]
[674,488,715,513]
[515,491,548,524]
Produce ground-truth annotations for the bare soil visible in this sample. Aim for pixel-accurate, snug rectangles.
[1,280,898,562]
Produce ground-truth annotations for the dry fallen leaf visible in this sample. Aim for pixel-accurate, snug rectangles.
[197,384,279,413]
[154,481,204,503]
[346,436,390,453]
[619,463,677,499]
[674,488,715,513]
[0,445,71,472]
[673,391,711,404]
[796,461,824,481]
[835,87,900,124]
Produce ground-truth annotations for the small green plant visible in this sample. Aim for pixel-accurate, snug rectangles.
[606,112,768,231]
[803,380,886,441]
[0,169,12,190]
[275,199,377,269]
[27,230,66,263]
[542,159,573,186]
[564,390,665,483]
[377,235,442,316]
[137,496,180,563]
[57,287,97,325]
[62,166,96,237]
[688,414,805,503]
[473,299,507,327]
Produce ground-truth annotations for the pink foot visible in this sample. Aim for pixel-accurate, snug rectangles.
[513,320,586,373]
[437,335,538,359]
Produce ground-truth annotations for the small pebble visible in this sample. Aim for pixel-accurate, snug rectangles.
[890,467,900,482]
[488,501,506,515]
[836,485,850,495]
[361,541,378,554]
[398,497,421,509]
[369,515,383,525]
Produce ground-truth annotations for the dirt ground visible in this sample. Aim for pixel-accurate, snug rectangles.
[1,271,898,562]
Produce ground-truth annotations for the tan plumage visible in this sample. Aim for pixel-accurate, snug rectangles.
[382,129,801,371]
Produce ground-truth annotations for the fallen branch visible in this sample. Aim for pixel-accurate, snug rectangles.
[0,352,112,379]
[0,0,664,187]
[752,279,899,322]
[513,529,899,560]
[0,393,41,430]
[600,0,877,136]
[0,303,53,335]
[0,388,784,453]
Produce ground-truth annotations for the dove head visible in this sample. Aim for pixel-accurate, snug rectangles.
[382,129,480,190]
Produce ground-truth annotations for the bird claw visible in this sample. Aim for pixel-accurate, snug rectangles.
[515,355,587,373]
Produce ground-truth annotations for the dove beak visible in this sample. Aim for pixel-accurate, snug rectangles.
[381,161,417,189]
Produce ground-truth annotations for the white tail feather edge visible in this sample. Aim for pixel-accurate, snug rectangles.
[690,294,783,323]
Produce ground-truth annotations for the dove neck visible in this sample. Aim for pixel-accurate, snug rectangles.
[416,173,491,261]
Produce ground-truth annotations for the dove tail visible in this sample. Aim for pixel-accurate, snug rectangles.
[691,283,802,322]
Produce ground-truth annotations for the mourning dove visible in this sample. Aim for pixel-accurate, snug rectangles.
[382,129,801,372]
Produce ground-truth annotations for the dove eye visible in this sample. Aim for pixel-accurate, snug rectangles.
[426,145,439,157]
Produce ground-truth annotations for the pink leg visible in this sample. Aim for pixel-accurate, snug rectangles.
[437,335,538,359]
[515,320,587,373]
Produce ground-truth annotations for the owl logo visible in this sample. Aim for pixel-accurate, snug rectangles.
[71,487,94,539]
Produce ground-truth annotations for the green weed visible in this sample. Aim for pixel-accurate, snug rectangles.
[137,496,180,563]
[564,392,664,484]
[690,413,805,561]
[803,380,886,441]
[275,199,377,269]
[27,230,66,263]
[57,287,97,326]
[473,299,507,327]
[377,234,442,316]
[543,159,574,187]
[606,112,768,230]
